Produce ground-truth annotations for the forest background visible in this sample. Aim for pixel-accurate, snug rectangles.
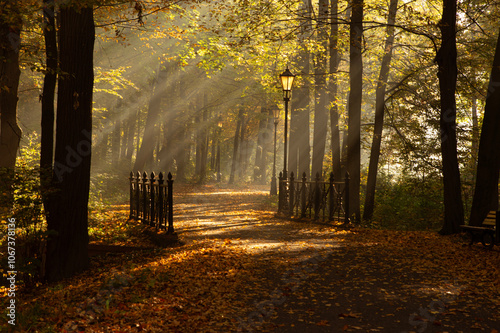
[1,0,500,282]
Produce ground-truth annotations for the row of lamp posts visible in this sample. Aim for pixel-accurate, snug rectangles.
[271,67,295,197]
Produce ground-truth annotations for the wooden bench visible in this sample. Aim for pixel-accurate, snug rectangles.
[461,210,499,249]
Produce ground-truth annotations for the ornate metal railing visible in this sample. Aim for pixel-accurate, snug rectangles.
[278,172,350,223]
[129,171,174,233]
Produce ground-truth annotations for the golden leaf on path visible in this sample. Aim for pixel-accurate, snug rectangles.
[339,312,361,318]
[316,320,329,326]
[342,324,350,331]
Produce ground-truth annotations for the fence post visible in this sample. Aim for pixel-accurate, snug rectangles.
[278,171,283,213]
[129,172,134,219]
[150,172,156,228]
[314,172,321,220]
[301,172,307,218]
[329,172,334,221]
[289,172,295,217]
[167,172,174,234]
[344,172,350,224]
[136,171,141,220]
[158,172,164,230]
[142,172,148,224]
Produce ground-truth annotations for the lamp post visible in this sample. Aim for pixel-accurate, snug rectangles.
[270,108,279,195]
[217,118,222,182]
[279,67,295,211]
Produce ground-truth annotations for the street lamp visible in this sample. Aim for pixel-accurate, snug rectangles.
[217,118,222,182]
[270,108,280,195]
[279,66,295,180]
[279,66,295,212]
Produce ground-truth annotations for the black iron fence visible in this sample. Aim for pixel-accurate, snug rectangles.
[129,171,174,233]
[278,172,350,223]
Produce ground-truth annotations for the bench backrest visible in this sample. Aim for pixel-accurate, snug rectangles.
[483,211,497,227]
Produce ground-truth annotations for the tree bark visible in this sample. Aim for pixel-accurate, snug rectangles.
[347,0,363,222]
[229,109,243,184]
[238,112,247,179]
[254,106,268,183]
[329,0,341,181]
[436,0,464,234]
[363,0,398,221]
[40,0,57,213]
[312,0,329,179]
[198,94,209,183]
[0,1,22,208]
[289,0,312,180]
[45,4,94,282]
[469,28,500,226]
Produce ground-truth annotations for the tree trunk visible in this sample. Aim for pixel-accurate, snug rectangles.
[112,115,121,168]
[198,96,209,183]
[0,1,22,208]
[40,0,57,212]
[133,65,166,172]
[347,0,363,222]
[45,5,94,282]
[311,0,329,179]
[254,106,268,183]
[173,67,187,182]
[238,113,247,179]
[289,0,312,180]
[469,95,479,175]
[436,0,464,234]
[229,109,243,184]
[329,0,341,181]
[363,0,398,221]
[469,28,500,226]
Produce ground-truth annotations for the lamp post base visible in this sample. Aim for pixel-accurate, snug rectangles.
[270,176,277,195]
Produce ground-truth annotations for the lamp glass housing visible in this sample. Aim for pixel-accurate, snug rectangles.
[273,109,280,124]
[280,67,295,92]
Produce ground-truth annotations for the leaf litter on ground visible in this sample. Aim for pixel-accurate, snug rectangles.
[2,184,499,332]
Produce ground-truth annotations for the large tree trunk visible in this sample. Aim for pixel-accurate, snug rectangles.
[289,0,312,180]
[311,0,329,178]
[40,0,57,212]
[347,0,363,222]
[329,0,341,181]
[45,5,94,282]
[469,28,500,226]
[0,1,22,208]
[436,0,463,234]
[363,0,398,221]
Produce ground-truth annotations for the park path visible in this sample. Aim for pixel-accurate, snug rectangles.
[172,184,339,261]
[171,185,500,333]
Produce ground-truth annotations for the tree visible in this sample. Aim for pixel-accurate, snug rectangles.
[0,0,22,207]
[289,0,312,180]
[435,0,463,234]
[133,63,167,172]
[347,0,363,222]
[40,0,57,212]
[229,108,243,184]
[311,0,329,178]
[329,0,341,181]
[45,3,95,282]
[469,28,500,226]
[363,0,398,221]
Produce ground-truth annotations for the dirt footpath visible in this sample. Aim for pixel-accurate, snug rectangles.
[173,185,500,333]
